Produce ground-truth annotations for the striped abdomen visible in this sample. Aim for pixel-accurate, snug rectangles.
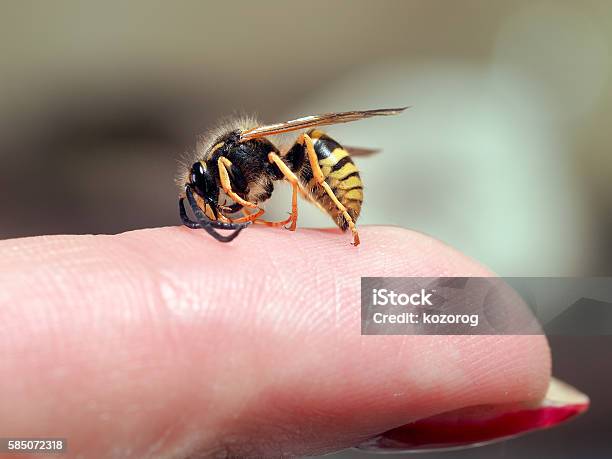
[287,129,363,231]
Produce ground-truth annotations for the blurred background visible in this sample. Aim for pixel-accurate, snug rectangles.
[0,1,610,457]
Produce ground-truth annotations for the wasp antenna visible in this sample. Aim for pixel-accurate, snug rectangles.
[179,197,200,229]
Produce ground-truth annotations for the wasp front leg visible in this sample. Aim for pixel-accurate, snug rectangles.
[217,157,259,209]
[218,155,297,229]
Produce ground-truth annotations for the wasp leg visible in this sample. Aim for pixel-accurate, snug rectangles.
[230,204,295,228]
[229,206,293,228]
[252,217,293,227]
[217,156,296,228]
[181,186,248,243]
[268,152,299,231]
[216,157,268,223]
[217,157,259,209]
[227,207,266,223]
[180,195,247,234]
[301,133,360,246]
[224,202,244,214]
[184,187,247,231]
[226,153,298,231]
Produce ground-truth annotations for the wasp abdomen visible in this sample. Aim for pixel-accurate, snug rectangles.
[294,129,363,231]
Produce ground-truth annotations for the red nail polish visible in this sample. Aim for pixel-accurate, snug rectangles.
[356,378,589,452]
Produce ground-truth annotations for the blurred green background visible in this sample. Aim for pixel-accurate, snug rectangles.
[0,1,610,457]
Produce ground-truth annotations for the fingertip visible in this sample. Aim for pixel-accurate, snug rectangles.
[111,224,494,280]
[0,225,551,457]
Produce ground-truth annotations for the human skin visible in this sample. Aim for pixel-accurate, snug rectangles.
[0,226,552,457]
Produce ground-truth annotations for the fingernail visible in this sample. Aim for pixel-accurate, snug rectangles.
[356,378,589,452]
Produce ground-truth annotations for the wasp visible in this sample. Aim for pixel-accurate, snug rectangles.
[178,107,406,246]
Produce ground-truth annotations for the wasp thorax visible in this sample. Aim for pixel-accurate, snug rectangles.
[189,162,218,203]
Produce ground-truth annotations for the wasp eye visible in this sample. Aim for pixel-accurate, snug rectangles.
[189,162,218,203]
[190,162,204,186]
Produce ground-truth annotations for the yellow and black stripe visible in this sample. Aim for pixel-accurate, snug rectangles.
[287,129,363,231]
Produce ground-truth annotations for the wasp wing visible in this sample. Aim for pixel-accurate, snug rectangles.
[344,146,381,157]
[239,107,407,142]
